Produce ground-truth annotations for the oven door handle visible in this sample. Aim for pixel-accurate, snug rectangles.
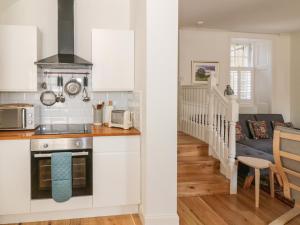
[34,152,89,158]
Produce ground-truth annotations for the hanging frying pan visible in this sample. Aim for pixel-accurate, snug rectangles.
[40,90,57,106]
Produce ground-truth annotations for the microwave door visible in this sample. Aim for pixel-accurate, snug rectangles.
[0,108,26,130]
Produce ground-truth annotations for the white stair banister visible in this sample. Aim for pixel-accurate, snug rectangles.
[226,95,239,194]
[179,75,239,194]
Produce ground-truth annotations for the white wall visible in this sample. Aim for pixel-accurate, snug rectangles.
[272,34,291,121]
[0,0,131,60]
[179,28,291,120]
[179,29,230,90]
[290,32,300,127]
[131,0,179,224]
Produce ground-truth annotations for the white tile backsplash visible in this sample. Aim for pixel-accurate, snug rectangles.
[0,90,135,124]
[0,69,141,127]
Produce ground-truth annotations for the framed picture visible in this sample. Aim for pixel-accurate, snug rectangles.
[191,61,219,84]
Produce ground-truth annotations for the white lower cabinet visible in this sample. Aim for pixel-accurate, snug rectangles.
[0,140,30,215]
[93,136,140,208]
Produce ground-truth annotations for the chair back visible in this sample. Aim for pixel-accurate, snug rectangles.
[273,127,300,201]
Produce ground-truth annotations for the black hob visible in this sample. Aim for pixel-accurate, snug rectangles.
[35,124,92,135]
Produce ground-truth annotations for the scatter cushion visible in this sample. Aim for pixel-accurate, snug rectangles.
[272,121,293,129]
[236,122,246,141]
[248,120,270,139]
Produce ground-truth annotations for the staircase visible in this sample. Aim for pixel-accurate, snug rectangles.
[179,76,239,194]
[178,132,230,197]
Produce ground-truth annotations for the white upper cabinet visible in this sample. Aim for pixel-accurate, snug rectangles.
[92,29,134,91]
[0,25,38,92]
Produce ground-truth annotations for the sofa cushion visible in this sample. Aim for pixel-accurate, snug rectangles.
[238,139,273,155]
[272,121,293,129]
[255,114,284,138]
[236,122,247,141]
[236,143,274,162]
[248,120,270,139]
[239,114,256,138]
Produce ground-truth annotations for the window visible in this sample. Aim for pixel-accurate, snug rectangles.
[230,42,254,103]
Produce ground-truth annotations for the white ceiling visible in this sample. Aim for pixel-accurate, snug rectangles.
[179,0,300,34]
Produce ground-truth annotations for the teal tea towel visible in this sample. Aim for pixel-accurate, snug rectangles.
[51,152,72,202]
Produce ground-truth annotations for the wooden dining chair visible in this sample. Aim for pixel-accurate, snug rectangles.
[269,126,300,225]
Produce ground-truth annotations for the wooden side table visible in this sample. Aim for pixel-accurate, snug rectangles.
[237,156,274,208]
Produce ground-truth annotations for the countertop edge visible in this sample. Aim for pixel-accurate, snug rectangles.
[0,127,141,141]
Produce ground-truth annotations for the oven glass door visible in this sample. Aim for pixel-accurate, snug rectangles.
[31,149,92,199]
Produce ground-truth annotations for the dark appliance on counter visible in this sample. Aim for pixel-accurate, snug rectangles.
[31,124,93,200]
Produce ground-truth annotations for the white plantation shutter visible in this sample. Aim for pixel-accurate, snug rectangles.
[240,70,252,100]
[230,70,238,95]
[230,42,254,103]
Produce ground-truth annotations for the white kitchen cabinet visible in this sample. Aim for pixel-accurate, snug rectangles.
[0,25,38,92]
[93,136,140,208]
[0,140,30,215]
[92,29,134,91]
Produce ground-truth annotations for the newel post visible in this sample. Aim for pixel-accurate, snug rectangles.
[226,95,239,194]
[207,76,217,156]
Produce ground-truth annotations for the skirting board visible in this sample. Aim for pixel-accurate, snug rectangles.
[0,205,139,224]
[140,213,179,225]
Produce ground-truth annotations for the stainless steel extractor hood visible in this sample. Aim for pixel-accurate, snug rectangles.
[35,0,92,69]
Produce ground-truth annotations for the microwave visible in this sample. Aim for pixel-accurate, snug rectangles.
[108,110,133,130]
[0,104,40,130]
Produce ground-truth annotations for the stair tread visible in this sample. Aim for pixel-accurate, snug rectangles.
[178,182,230,197]
[178,174,230,197]
[178,174,229,183]
[178,133,208,146]
[178,156,219,164]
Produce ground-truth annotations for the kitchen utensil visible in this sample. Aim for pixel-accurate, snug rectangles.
[60,76,65,103]
[40,91,57,106]
[82,76,90,102]
[56,76,61,102]
[41,82,47,90]
[93,103,104,126]
[65,78,82,96]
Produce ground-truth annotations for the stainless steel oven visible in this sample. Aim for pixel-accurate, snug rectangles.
[31,137,93,199]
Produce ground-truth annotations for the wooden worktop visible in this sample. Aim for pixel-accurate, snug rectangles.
[0,126,141,140]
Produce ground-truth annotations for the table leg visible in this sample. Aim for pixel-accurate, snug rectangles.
[270,167,275,198]
[255,168,260,208]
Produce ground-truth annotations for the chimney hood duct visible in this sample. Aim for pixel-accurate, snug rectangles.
[35,0,93,69]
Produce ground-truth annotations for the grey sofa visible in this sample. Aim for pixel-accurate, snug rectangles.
[236,114,285,176]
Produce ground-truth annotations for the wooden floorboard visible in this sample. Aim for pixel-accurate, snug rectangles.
[178,187,300,225]
[6,214,142,225]
[6,189,300,225]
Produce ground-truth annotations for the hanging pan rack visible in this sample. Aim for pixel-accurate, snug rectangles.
[43,71,90,75]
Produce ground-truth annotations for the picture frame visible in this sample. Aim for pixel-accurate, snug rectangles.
[191,61,219,84]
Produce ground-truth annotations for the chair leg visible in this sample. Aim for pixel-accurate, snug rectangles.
[276,174,283,187]
[255,168,260,208]
[243,175,254,189]
[270,167,275,198]
[269,206,300,225]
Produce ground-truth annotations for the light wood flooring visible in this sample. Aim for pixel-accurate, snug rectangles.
[7,214,142,225]
[10,189,300,225]
[178,187,300,225]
